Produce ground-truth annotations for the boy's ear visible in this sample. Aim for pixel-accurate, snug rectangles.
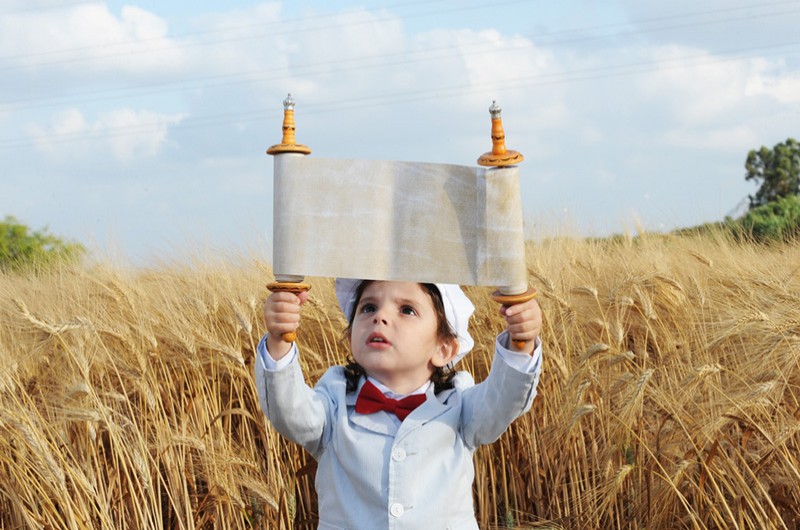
[431,337,459,368]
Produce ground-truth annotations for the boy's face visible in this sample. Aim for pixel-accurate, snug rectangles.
[348,281,457,395]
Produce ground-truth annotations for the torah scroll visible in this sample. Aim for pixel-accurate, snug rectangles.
[272,154,528,294]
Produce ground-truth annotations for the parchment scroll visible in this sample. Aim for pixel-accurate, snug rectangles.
[272,154,527,293]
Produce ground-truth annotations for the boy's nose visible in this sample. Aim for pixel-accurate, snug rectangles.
[372,308,389,325]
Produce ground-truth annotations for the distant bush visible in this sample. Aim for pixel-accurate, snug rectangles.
[733,194,800,243]
[672,195,800,244]
[0,216,85,272]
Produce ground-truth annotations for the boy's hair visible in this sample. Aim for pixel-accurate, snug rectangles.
[342,281,458,394]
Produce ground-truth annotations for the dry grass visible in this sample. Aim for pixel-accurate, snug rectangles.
[2,232,799,529]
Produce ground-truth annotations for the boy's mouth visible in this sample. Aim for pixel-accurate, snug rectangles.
[367,332,391,346]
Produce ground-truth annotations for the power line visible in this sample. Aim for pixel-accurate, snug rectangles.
[3,2,799,112]
[2,2,799,151]
[2,0,797,73]
[535,0,799,40]
[0,0,453,62]
[0,0,535,71]
[2,38,798,151]
[0,1,95,16]
[0,39,534,111]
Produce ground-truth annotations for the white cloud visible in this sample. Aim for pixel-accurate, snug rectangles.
[99,108,184,160]
[618,43,799,154]
[119,5,168,41]
[663,125,758,151]
[182,3,284,74]
[746,69,800,104]
[458,30,553,90]
[635,45,756,124]
[282,8,407,101]
[0,2,185,75]
[52,108,88,135]
[613,0,800,51]
[25,108,184,161]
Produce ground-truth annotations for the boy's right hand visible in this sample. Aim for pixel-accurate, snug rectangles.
[264,290,309,360]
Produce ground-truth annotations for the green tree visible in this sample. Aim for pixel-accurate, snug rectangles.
[0,216,85,272]
[745,138,800,209]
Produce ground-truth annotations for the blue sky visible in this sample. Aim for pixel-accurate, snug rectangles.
[2,0,799,264]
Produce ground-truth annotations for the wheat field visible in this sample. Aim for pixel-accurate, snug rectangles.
[1,232,799,529]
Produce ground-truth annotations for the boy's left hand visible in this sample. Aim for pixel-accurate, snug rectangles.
[499,297,542,355]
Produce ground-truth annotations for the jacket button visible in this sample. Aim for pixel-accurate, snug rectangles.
[391,448,406,461]
[390,503,404,517]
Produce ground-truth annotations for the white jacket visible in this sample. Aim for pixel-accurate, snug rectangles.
[254,332,542,530]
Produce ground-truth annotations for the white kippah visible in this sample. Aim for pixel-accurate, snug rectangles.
[335,279,475,362]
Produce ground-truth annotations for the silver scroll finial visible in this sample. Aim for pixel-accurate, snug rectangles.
[489,100,502,119]
[283,93,296,111]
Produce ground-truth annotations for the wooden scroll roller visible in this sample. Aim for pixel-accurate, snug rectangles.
[267,93,312,343]
[478,101,537,349]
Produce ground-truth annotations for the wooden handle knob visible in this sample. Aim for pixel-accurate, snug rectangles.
[266,281,311,343]
[266,94,312,155]
[477,100,524,167]
[492,287,538,349]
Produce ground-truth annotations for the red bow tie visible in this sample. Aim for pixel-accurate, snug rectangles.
[355,381,427,421]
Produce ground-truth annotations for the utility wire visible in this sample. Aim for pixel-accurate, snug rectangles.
[1,0,796,72]
[2,38,798,151]
[0,0,452,60]
[0,1,95,15]
[3,0,795,66]
[0,0,535,71]
[3,2,799,111]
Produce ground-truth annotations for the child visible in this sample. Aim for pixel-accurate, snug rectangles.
[255,279,542,529]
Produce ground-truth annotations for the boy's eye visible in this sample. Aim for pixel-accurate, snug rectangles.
[359,303,376,313]
[400,305,417,316]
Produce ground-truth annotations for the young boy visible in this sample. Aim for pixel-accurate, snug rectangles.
[255,279,542,529]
